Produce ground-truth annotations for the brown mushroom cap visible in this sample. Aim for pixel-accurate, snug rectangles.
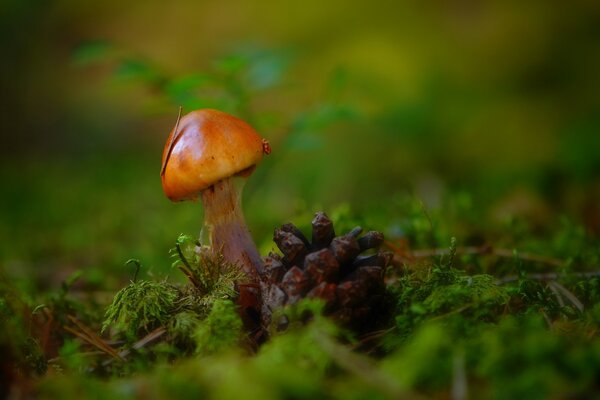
[161,109,265,201]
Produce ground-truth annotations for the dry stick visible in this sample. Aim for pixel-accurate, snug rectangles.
[547,281,585,312]
[116,327,167,359]
[540,310,554,329]
[354,327,396,352]
[68,318,123,361]
[160,106,183,177]
[397,244,565,268]
[62,326,115,355]
[101,327,167,368]
[452,351,468,400]
[387,241,566,270]
[547,283,566,309]
[496,271,600,284]
[386,241,600,285]
[65,316,123,361]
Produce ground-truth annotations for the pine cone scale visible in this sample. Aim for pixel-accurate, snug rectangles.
[304,248,339,284]
[261,212,390,332]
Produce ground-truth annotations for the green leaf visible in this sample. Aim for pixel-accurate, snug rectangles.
[71,41,114,66]
[114,58,163,84]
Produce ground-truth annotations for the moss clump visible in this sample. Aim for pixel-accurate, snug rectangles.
[391,262,510,344]
[193,299,243,355]
[101,234,246,356]
[102,280,179,338]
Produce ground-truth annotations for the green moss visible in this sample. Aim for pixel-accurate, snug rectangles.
[424,274,509,314]
[391,262,510,345]
[469,315,600,399]
[168,310,203,348]
[253,304,337,399]
[102,280,179,338]
[382,323,454,390]
[102,235,246,347]
[193,299,243,355]
[171,234,244,302]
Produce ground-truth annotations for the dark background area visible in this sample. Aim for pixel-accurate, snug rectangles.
[1,0,599,290]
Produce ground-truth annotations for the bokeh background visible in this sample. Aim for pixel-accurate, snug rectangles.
[1,1,599,290]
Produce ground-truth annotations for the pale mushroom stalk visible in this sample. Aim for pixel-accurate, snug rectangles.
[199,175,263,279]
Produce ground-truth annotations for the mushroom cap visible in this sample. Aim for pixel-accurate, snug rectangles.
[161,109,265,201]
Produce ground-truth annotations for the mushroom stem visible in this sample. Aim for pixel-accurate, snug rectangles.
[200,176,263,280]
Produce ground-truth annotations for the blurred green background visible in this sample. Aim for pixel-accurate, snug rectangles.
[1,0,599,290]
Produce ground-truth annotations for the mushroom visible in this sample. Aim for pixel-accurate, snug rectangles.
[160,109,270,281]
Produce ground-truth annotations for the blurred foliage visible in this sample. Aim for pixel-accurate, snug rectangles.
[1,0,600,398]
[2,1,600,287]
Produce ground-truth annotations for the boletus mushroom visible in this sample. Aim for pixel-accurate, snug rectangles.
[160,109,270,281]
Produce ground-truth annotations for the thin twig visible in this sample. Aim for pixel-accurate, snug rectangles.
[404,245,564,267]
[355,327,396,351]
[428,304,474,322]
[452,350,468,400]
[120,327,167,357]
[47,351,106,365]
[540,309,553,329]
[161,106,183,177]
[548,281,584,312]
[101,327,167,367]
[495,271,600,284]
[547,282,565,308]
[389,243,565,268]
[65,316,123,361]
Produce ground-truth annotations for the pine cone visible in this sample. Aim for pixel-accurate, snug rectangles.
[260,212,391,332]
